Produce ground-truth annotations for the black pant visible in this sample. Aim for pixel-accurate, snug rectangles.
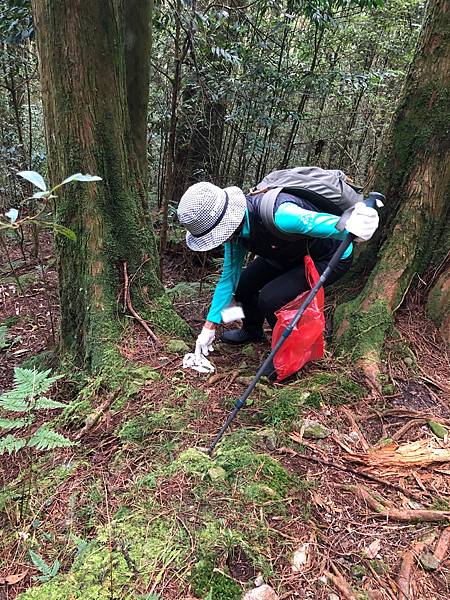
[234,255,352,334]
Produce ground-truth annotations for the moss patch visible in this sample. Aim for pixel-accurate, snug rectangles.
[146,294,192,339]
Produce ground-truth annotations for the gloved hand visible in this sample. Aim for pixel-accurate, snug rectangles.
[195,326,215,359]
[344,202,379,241]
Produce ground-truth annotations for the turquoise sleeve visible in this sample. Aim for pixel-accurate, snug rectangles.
[206,240,247,323]
[274,202,353,259]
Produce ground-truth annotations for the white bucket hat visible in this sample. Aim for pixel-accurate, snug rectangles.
[177,182,247,251]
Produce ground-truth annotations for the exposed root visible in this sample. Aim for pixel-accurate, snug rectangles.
[343,484,450,523]
[74,389,121,440]
[397,534,436,600]
[433,526,450,564]
[325,561,358,600]
[123,261,159,344]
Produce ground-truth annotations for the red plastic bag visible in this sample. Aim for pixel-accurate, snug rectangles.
[272,256,325,381]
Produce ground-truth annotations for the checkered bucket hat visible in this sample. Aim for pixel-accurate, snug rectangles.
[177,182,247,251]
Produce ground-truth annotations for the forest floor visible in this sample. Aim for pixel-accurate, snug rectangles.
[1,233,450,600]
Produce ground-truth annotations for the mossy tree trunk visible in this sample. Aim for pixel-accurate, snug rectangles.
[335,0,450,388]
[32,0,163,370]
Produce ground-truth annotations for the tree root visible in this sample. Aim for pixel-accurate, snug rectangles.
[282,444,425,503]
[433,526,450,564]
[342,484,450,522]
[324,562,358,600]
[74,389,121,440]
[122,261,159,344]
[397,532,437,600]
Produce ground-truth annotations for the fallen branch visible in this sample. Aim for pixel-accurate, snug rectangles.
[282,443,425,503]
[342,484,450,523]
[324,562,358,600]
[123,262,159,344]
[75,389,121,440]
[433,526,450,564]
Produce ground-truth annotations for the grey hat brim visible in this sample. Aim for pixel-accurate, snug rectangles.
[186,186,247,251]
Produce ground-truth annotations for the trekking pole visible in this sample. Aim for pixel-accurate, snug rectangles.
[207,192,385,455]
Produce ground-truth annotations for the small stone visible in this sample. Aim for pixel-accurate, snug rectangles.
[256,428,278,451]
[242,584,279,600]
[254,574,264,587]
[348,431,360,443]
[291,543,309,572]
[419,551,440,571]
[166,339,190,354]
[207,466,227,482]
[303,419,330,439]
[329,594,340,600]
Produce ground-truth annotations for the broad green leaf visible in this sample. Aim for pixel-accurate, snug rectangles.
[52,223,77,241]
[5,208,18,223]
[17,171,47,191]
[0,434,26,455]
[27,426,75,451]
[60,173,102,185]
[29,549,51,575]
[0,417,30,429]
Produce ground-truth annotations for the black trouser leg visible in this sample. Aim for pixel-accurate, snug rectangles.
[234,257,282,335]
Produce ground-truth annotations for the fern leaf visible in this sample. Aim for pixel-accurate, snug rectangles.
[33,397,66,410]
[0,397,29,412]
[0,417,30,429]
[0,434,27,455]
[0,368,64,412]
[27,426,75,451]
[29,549,51,575]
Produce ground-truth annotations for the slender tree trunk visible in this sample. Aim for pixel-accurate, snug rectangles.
[335,0,450,388]
[32,0,162,369]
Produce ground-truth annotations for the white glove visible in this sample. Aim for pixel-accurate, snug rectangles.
[344,202,379,241]
[195,326,215,359]
[182,353,215,374]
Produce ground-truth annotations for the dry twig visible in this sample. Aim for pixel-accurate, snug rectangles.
[397,534,436,600]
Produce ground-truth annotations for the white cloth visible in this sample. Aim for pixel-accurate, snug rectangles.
[344,202,379,241]
[195,326,215,358]
[182,353,215,374]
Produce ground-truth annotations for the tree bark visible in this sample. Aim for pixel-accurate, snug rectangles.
[31,0,162,369]
[334,0,450,388]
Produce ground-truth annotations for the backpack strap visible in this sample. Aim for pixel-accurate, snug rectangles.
[260,188,299,241]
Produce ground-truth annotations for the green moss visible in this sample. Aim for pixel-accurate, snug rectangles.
[166,339,190,354]
[146,294,192,339]
[191,560,242,599]
[334,297,393,363]
[118,406,186,444]
[260,386,310,427]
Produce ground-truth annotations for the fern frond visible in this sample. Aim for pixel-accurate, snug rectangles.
[0,368,64,412]
[27,426,75,451]
[29,549,52,575]
[0,417,30,429]
[0,434,27,455]
[34,397,66,410]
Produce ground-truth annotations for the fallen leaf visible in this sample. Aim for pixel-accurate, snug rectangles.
[0,570,28,585]
[364,539,381,559]
[291,543,309,572]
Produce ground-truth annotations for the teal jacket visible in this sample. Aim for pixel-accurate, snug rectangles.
[206,201,352,323]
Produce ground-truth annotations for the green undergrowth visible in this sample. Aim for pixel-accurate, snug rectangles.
[259,371,365,429]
